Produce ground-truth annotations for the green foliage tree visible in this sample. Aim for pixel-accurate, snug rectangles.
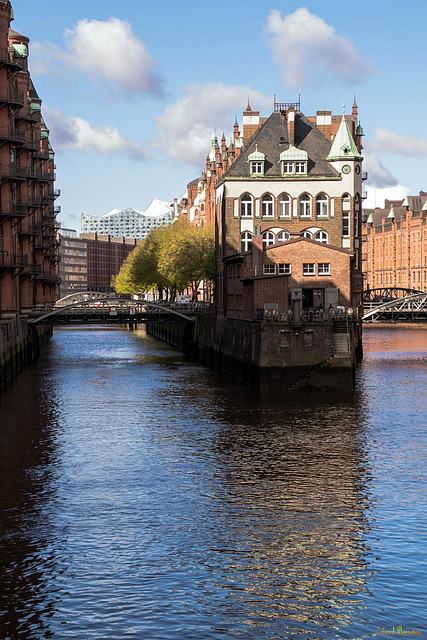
[112,220,215,300]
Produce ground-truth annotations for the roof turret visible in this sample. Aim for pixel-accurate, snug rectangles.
[326,113,361,161]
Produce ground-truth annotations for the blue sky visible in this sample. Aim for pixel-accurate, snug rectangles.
[11,0,427,231]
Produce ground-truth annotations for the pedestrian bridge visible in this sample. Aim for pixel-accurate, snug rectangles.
[362,291,427,322]
[28,298,195,325]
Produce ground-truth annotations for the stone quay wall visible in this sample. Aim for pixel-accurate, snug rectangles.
[147,313,362,392]
[0,320,52,389]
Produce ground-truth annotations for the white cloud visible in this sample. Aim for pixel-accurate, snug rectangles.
[363,153,398,189]
[370,128,427,156]
[45,107,149,160]
[363,185,410,209]
[32,18,164,97]
[265,8,375,89]
[153,83,272,165]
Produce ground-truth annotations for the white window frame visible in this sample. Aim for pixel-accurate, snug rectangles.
[299,194,311,218]
[315,231,329,244]
[251,161,263,175]
[277,231,290,242]
[278,263,291,275]
[240,231,253,253]
[318,263,331,275]
[263,264,276,275]
[240,193,253,217]
[279,193,291,218]
[302,231,312,239]
[295,161,307,175]
[261,194,274,217]
[303,263,315,276]
[262,231,275,249]
[316,194,328,218]
[282,162,293,174]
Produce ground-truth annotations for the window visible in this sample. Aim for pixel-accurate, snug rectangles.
[240,231,252,253]
[251,161,263,174]
[278,263,291,274]
[299,193,311,218]
[342,193,350,236]
[277,231,290,242]
[315,231,328,244]
[262,231,275,249]
[303,263,315,275]
[261,194,274,217]
[263,264,276,275]
[279,193,291,218]
[316,193,328,217]
[295,161,306,174]
[282,162,293,174]
[301,231,312,239]
[318,263,331,275]
[240,193,253,217]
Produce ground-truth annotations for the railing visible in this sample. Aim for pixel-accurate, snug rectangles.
[0,125,25,142]
[262,307,358,322]
[362,171,368,181]
[0,201,27,217]
[0,164,27,180]
[0,87,25,106]
[0,48,25,70]
[0,253,28,267]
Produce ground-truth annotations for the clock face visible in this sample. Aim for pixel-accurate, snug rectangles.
[342,165,351,174]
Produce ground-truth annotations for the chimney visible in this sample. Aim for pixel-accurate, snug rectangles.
[287,109,295,146]
[242,101,260,144]
[316,110,332,140]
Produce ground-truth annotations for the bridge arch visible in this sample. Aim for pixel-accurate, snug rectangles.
[362,291,427,322]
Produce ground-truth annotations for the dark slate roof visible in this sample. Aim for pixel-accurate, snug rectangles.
[224,111,340,179]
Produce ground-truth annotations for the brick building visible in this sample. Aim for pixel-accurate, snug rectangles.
[0,0,59,383]
[362,192,427,292]
[212,100,365,320]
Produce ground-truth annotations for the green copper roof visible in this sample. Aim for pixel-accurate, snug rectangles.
[366,213,373,224]
[30,102,41,111]
[326,115,361,160]
[11,43,27,57]
[279,145,308,161]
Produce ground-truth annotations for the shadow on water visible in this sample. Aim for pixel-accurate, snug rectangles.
[0,325,425,639]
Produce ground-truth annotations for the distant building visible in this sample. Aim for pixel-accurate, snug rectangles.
[58,230,139,299]
[81,200,174,240]
[362,192,427,292]
[58,229,88,298]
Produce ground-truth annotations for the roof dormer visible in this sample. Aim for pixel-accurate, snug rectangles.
[279,145,308,176]
[248,145,265,175]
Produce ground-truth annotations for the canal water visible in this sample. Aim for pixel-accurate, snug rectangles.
[0,325,426,640]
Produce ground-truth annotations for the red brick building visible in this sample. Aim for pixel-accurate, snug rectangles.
[213,100,365,320]
[0,0,59,383]
[362,192,427,292]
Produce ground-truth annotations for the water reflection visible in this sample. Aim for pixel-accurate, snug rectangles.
[0,325,425,639]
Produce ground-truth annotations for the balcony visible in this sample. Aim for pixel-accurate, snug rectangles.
[54,205,61,214]
[0,48,25,71]
[362,190,368,200]
[0,201,27,219]
[0,164,27,181]
[0,124,26,144]
[25,134,39,151]
[362,171,368,182]
[0,253,28,268]
[0,86,25,107]
[27,166,41,180]
[18,223,42,238]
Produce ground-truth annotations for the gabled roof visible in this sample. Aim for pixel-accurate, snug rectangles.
[223,111,340,180]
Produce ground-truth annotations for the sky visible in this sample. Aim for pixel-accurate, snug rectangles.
[10,0,427,231]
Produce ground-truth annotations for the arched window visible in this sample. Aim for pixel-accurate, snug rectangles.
[261,193,274,217]
[240,193,253,217]
[315,230,328,243]
[354,193,361,238]
[301,230,312,239]
[342,193,351,236]
[277,231,290,242]
[316,193,328,217]
[262,231,275,249]
[278,193,291,218]
[240,231,253,253]
[299,193,311,218]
